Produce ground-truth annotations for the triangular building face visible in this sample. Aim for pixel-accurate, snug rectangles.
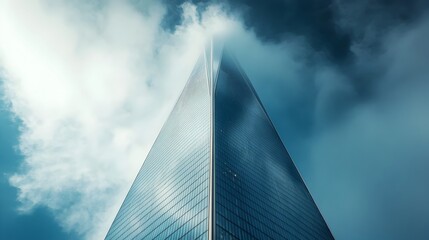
[105,43,334,240]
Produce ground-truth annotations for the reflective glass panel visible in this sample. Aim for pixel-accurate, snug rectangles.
[214,50,334,240]
[105,55,210,240]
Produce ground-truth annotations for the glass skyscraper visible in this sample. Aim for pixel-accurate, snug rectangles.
[105,42,334,240]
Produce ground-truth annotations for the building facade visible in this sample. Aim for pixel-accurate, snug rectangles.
[105,43,334,240]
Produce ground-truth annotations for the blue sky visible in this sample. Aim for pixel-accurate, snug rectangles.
[1,0,429,239]
[0,95,77,239]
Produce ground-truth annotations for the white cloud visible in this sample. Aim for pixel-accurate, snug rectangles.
[0,0,239,239]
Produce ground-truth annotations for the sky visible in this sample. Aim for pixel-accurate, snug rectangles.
[0,0,429,239]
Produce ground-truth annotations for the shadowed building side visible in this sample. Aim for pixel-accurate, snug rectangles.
[213,49,334,239]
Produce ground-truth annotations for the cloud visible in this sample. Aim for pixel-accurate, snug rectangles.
[0,0,235,239]
[163,0,352,62]
[305,13,429,240]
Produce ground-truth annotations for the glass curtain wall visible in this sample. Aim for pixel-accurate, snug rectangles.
[214,50,334,240]
[105,55,211,240]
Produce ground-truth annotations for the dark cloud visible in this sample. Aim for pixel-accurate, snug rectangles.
[336,0,429,40]
[225,0,351,62]
[158,0,429,128]
[162,0,428,64]
[162,0,351,62]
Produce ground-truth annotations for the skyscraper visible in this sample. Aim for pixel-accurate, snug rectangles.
[105,42,334,240]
